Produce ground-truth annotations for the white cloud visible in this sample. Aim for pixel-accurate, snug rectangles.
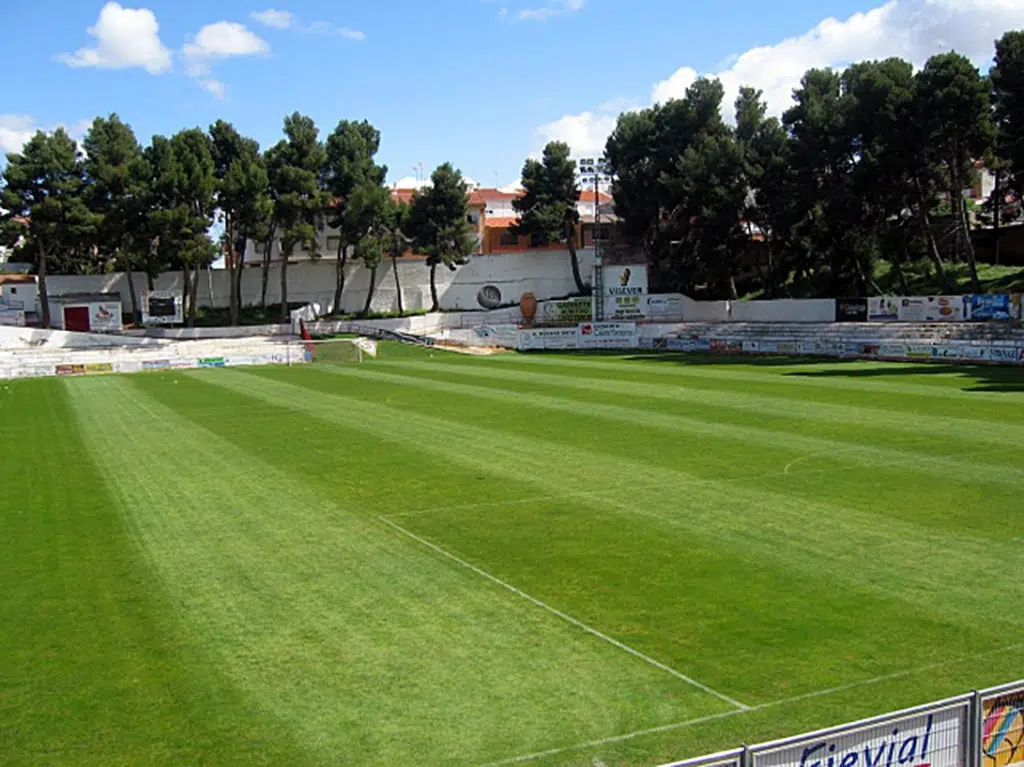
[537,0,1024,154]
[302,20,366,40]
[56,2,172,74]
[199,79,226,99]
[0,116,38,154]
[515,0,586,22]
[0,116,91,155]
[251,9,294,29]
[183,21,269,91]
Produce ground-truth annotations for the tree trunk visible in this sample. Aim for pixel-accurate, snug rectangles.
[332,238,348,315]
[727,274,739,301]
[260,231,273,310]
[232,236,246,325]
[187,266,199,328]
[913,177,947,287]
[959,194,981,293]
[37,243,50,328]
[565,224,586,294]
[429,262,439,312]
[392,255,404,315]
[226,216,238,325]
[122,250,139,325]
[182,265,192,322]
[279,249,290,324]
[362,266,378,317]
[993,169,1002,266]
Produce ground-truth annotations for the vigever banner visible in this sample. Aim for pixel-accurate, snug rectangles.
[602,264,648,321]
[753,701,969,767]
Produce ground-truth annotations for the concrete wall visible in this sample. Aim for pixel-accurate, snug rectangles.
[47,247,597,317]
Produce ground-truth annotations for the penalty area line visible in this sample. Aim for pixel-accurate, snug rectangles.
[378,514,750,712]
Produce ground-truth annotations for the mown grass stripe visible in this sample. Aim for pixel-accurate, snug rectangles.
[375,358,1024,449]
[63,374,728,765]
[316,363,1024,487]
[200,369,1021,647]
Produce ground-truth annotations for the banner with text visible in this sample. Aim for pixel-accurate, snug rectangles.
[753,700,970,767]
[603,264,649,320]
[577,321,638,349]
[897,296,965,322]
[541,297,593,324]
[836,298,868,322]
[982,685,1024,767]
[518,327,580,350]
[966,294,1022,322]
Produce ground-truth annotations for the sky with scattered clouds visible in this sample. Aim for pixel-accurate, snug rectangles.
[2,0,1024,189]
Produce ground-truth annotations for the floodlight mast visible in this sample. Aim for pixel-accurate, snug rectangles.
[579,157,613,321]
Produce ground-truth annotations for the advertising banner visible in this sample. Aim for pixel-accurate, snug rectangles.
[171,359,198,369]
[541,297,593,324]
[0,307,26,327]
[967,295,1022,322]
[84,362,113,374]
[897,296,964,322]
[142,359,171,371]
[518,327,579,350]
[660,750,743,767]
[869,297,900,321]
[90,302,124,332]
[577,321,637,349]
[988,347,1024,364]
[647,294,685,320]
[666,338,699,352]
[55,364,87,376]
[982,686,1024,767]
[141,290,184,325]
[198,357,226,368]
[753,702,969,767]
[603,264,648,321]
[836,298,868,322]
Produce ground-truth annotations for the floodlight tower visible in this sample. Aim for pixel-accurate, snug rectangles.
[579,157,613,321]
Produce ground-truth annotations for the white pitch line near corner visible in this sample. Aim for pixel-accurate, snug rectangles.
[481,640,1024,767]
[378,515,750,712]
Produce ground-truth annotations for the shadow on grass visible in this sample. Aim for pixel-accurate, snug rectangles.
[789,363,1024,393]
[611,352,1024,393]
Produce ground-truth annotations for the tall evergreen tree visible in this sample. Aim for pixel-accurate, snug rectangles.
[0,129,94,326]
[406,163,474,312]
[267,113,329,322]
[324,120,387,313]
[82,114,150,322]
[991,31,1024,199]
[511,141,585,293]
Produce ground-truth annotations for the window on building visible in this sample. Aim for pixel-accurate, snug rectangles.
[326,236,341,253]
[598,226,611,241]
[254,242,265,255]
[467,214,475,224]
[499,232,519,247]
[9,287,16,295]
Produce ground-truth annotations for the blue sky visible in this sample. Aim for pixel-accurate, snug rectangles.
[2,0,1023,189]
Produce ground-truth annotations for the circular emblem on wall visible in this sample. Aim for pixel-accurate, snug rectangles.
[477,284,502,309]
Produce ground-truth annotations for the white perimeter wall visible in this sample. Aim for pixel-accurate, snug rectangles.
[46,248,598,316]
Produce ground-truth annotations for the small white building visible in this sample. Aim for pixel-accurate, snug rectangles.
[48,293,124,333]
[0,274,38,326]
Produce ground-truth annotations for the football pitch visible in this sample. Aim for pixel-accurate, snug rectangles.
[2,346,1022,767]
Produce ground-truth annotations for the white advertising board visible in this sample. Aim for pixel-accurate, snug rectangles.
[518,327,579,351]
[142,290,184,325]
[577,321,638,349]
[753,701,969,767]
[647,294,685,320]
[897,296,964,322]
[603,264,648,320]
[90,302,124,332]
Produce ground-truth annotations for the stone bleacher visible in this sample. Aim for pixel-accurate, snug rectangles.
[666,321,1024,346]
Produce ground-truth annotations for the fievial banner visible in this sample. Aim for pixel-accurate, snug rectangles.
[753,702,969,767]
[603,264,648,321]
[982,686,1024,767]
[90,302,124,332]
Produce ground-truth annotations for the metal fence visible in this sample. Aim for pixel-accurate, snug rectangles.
[661,681,1024,767]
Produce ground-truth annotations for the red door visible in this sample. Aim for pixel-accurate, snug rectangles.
[63,306,90,332]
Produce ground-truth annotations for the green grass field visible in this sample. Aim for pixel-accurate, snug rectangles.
[2,346,1023,767]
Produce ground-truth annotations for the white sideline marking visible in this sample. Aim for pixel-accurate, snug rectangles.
[378,515,750,712]
[481,640,1024,767]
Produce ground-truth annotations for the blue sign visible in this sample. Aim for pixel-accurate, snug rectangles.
[967,295,1018,322]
